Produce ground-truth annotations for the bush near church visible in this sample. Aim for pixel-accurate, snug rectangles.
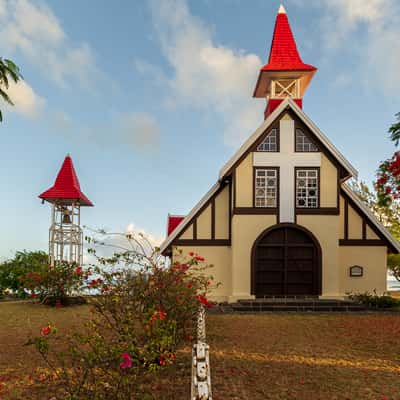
[27,232,215,399]
[0,250,48,299]
[20,260,89,306]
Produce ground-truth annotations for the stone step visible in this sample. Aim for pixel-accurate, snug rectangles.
[230,304,367,312]
[236,300,359,307]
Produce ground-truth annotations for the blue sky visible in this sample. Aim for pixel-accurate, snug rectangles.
[0,0,399,258]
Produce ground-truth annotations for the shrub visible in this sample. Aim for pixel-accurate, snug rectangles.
[27,232,215,399]
[20,261,89,305]
[348,290,400,308]
[0,250,48,298]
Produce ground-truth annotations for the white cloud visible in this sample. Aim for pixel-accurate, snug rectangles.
[119,112,160,151]
[299,0,400,95]
[3,79,45,118]
[0,0,98,88]
[148,0,264,147]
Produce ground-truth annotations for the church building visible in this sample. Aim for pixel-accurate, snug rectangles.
[160,5,400,301]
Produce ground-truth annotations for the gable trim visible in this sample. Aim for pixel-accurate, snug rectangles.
[341,184,400,253]
[219,98,358,181]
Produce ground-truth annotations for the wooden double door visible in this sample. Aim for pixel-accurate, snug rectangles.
[252,225,321,297]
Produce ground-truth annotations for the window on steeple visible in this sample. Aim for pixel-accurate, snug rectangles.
[272,79,299,98]
[257,129,278,152]
[295,129,318,152]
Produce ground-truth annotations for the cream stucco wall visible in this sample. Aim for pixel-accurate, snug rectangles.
[230,214,277,301]
[366,226,379,240]
[180,224,193,240]
[339,246,387,295]
[196,204,212,239]
[235,153,253,207]
[296,215,340,297]
[348,205,363,239]
[173,246,232,302]
[320,154,338,207]
[215,185,230,240]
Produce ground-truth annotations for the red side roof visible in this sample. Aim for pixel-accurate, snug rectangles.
[167,215,185,236]
[39,155,93,206]
[261,8,316,72]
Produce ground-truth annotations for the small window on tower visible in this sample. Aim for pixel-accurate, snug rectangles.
[257,129,278,152]
[273,79,298,98]
[295,129,318,152]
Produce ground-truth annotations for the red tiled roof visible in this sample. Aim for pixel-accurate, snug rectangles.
[167,215,185,236]
[261,9,316,72]
[39,155,93,206]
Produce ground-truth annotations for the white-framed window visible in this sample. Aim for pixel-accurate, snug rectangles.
[295,129,318,152]
[257,129,278,152]
[296,169,318,208]
[255,168,278,208]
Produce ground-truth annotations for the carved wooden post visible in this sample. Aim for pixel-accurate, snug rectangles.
[191,304,212,400]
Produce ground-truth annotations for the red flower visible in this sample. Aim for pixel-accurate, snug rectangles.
[195,255,205,262]
[40,325,51,336]
[120,352,132,369]
[159,354,167,366]
[150,309,167,322]
[189,251,195,257]
[75,266,83,275]
[196,294,213,308]
[385,186,392,194]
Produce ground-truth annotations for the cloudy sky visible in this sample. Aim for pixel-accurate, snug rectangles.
[0,0,399,258]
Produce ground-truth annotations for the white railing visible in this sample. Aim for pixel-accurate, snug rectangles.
[191,305,212,400]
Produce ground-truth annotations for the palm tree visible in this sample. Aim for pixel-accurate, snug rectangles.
[389,112,400,146]
[0,58,22,122]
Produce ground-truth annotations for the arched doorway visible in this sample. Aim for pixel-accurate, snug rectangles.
[251,224,322,297]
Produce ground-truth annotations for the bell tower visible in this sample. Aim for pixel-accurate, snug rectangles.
[39,154,93,265]
[253,5,317,119]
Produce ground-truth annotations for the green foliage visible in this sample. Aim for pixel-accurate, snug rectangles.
[20,261,88,305]
[27,231,216,399]
[348,290,400,308]
[389,112,400,146]
[0,57,22,121]
[0,250,48,298]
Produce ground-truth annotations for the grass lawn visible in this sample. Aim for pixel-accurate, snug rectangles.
[1,302,400,399]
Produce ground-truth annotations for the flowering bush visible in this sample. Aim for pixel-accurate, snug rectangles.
[27,231,216,399]
[20,261,89,305]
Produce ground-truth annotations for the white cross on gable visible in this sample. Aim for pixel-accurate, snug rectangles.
[253,114,321,223]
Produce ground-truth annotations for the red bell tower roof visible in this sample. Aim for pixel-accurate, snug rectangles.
[261,5,316,72]
[39,155,93,206]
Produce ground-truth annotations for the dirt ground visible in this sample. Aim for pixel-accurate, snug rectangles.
[1,302,400,399]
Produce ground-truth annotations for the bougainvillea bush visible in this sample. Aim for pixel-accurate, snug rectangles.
[27,232,215,399]
[20,261,88,305]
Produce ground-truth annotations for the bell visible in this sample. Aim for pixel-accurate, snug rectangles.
[62,213,72,224]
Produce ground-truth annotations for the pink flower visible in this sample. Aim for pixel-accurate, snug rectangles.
[120,352,132,369]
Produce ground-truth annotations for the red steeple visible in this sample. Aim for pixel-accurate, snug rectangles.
[253,5,317,118]
[39,155,93,206]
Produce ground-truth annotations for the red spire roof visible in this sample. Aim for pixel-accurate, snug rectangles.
[261,5,316,72]
[39,155,93,206]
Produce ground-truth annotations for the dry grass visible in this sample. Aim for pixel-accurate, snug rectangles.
[208,313,400,400]
[1,302,400,399]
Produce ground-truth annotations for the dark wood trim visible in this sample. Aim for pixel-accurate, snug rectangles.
[234,207,278,215]
[174,239,231,246]
[340,188,398,253]
[296,207,339,215]
[344,198,349,240]
[362,220,367,240]
[233,168,236,210]
[211,198,215,240]
[229,178,232,243]
[339,239,386,246]
[193,218,197,240]
[251,223,322,296]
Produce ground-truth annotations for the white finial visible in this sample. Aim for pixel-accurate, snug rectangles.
[278,4,286,14]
